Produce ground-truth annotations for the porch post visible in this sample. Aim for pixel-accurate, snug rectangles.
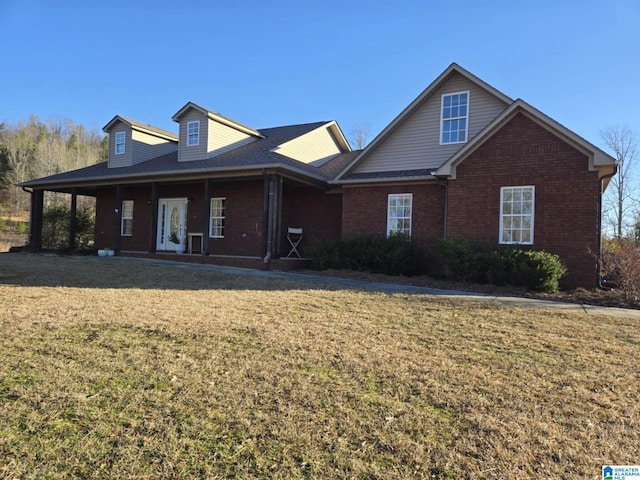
[69,188,77,251]
[115,185,122,252]
[148,182,158,253]
[30,189,44,251]
[202,179,210,254]
[275,175,283,256]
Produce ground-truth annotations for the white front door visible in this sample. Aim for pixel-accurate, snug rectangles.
[157,198,187,251]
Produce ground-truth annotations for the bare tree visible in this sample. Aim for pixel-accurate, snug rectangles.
[601,126,638,239]
[350,123,371,150]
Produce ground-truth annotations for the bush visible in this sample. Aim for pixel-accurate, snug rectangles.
[14,221,29,235]
[42,205,95,250]
[306,238,342,271]
[437,239,567,292]
[436,238,485,282]
[340,233,415,276]
[308,233,415,276]
[600,239,640,303]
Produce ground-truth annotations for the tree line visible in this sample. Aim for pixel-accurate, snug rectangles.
[0,115,108,214]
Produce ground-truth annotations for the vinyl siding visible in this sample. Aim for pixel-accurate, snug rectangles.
[353,72,509,174]
[273,125,342,164]
[178,110,208,162]
[107,121,133,168]
[207,120,256,157]
[131,130,178,165]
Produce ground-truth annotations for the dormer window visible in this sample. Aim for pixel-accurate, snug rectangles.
[441,92,469,144]
[115,131,125,154]
[187,121,200,146]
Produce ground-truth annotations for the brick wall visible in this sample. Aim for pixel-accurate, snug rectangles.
[447,112,600,288]
[341,183,445,271]
[281,186,342,257]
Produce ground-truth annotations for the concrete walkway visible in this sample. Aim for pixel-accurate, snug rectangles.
[95,255,640,320]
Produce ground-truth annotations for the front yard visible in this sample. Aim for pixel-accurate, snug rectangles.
[0,253,638,478]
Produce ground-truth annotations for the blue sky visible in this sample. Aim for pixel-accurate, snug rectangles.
[1,0,638,151]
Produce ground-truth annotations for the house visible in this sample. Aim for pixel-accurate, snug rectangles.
[20,64,616,288]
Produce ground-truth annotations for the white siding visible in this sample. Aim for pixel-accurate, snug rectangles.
[207,120,256,157]
[178,110,208,162]
[353,72,509,174]
[107,120,132,168]
[273,126,342,164]
[131,130,178,164]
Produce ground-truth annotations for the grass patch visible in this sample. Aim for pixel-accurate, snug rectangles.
[0,253,639,478]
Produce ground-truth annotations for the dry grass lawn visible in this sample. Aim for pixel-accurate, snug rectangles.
[0,253,639,479]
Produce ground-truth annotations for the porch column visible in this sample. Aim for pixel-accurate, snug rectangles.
[275,175,283,256]
[202,179,210,254]
[115,185,122,252]
[69,188,77,251]
[148,182,158,253]
[30,189,44,251]
[262,174,280,264]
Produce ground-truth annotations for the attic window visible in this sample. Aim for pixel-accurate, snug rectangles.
[187,121,200,146]
[115,131,125,154]
[441,92,468,144]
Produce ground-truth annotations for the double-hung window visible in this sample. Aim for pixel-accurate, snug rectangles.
[441,92,469,144]
[387,193,412,237]
[209,197,225,238]
[121,200,134,236]
[187,121,200,146]
[500,186,534,244]
[115,131,125,154]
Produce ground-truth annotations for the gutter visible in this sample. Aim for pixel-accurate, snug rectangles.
[597,165,618,289]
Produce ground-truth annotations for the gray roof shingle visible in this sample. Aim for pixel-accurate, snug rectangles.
[21,121,349,189]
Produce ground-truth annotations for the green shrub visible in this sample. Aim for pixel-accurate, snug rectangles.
[14,221,29,235]
[436,238,485,282]
[437,239,567,292]
[42,205,95,250]
[307,238,342,270]
[0,216,5,233]
[339,233,415,276]
[513,249,567,293]
[309,233,415,276]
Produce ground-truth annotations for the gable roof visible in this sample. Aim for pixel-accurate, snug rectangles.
[172,102,263,138]
[20,121,349,193]
[333,63,513,182]
[102,115,178,142]
[435,99,616,178]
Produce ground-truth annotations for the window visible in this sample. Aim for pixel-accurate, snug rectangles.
[209,197,225,238]
[441,92,469,144]
[121,200,134,236]
[115,131,125,154]
[187,121,199,146]
[387,193,412,237]
[500,186,534,244]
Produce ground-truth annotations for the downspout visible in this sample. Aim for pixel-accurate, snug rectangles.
[597,165,618,289]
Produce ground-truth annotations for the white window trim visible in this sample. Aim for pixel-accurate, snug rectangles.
[187,121,200,146]
[386,193,412,237]
[440,91,469,145]
[499,186,535,245]
[121,200,134,236]
[209,197,225,238]
[115,131,125,155]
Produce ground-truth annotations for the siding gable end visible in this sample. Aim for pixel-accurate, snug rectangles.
[272,123,350,165]
[351,71,509,175]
